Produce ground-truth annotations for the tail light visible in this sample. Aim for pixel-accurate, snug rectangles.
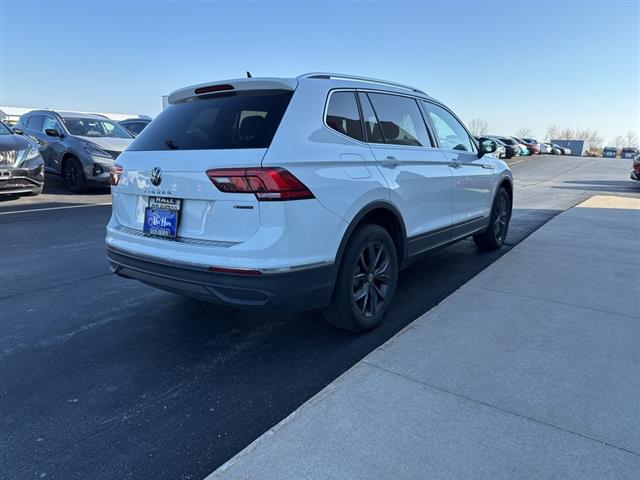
[110,164,123,186]
[206,167,314,201]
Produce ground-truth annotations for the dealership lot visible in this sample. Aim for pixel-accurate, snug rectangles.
[1,155,639,479]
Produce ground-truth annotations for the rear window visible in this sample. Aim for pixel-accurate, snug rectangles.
[129,90,293,151]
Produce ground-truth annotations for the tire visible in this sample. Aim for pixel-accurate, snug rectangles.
[322,224,398,333]
[473,187,511,251]
[63,157,88,193]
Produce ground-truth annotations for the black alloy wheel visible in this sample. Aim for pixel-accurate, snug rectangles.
[323,224,398,332]
[352,241,392,318]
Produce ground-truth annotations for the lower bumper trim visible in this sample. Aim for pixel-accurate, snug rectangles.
[106,246,335,311]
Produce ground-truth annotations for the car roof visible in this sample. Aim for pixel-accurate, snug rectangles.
[168,73,437,105]
[119,117,152,123]
[26,109,110,120]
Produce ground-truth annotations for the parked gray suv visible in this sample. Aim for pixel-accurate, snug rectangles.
[14,110,133,192]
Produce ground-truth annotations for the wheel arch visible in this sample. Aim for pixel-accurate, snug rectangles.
[498,176,513,213]
[331,201,408,286]
[60,151,79,173]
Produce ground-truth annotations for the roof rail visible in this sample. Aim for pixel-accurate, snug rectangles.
[298,72,427,95]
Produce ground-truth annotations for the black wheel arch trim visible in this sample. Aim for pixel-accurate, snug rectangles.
[331,200,408,286]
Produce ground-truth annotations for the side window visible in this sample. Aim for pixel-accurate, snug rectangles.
[325,91,364,142]
[357,92,384,143]
[367,93,431,147]
[124,122,144,135]
[42,116,61,132]
[27,115,44,131]
[16,116,27,128]
[423,102,473,152]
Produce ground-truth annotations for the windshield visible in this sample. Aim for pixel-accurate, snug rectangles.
[500,138,516,145]
[0,122,12,135]
[129,89,293,151]
[62,117,132,138]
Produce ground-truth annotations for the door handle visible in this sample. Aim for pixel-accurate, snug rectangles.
[380,156,402,168]
[450,161,462,169]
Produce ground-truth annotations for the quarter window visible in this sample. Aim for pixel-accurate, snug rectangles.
[424,102,474,152]
[325,91,364,142]
[367,93,431,147]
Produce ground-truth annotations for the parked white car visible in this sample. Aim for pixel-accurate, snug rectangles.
[540,143,553,154]
[106,73,513,332]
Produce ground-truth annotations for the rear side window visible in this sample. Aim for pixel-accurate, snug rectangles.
[27,115,44,131]
[367,93,431,147]
[357,93,384,143]
[123,121,147,136]
[325,91,364,142]
[424,102,474,152]
[129,90,293,151]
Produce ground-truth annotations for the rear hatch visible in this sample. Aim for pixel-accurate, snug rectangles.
[112,82,295,243]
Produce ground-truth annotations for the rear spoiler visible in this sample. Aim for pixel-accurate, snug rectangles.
[168,78,298,105]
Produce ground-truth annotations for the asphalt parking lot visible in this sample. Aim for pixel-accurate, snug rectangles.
[1,155,639,480]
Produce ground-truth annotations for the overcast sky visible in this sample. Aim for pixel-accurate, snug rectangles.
[1,0,638,143]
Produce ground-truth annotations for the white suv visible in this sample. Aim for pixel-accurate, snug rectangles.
[106,73,512,332]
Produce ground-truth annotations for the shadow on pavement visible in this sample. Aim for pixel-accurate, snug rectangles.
[554,179,639,194]
[0,173,111,211]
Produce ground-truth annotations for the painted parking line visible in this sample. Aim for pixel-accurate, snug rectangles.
[0,202,112,215]
[507,159,527,166]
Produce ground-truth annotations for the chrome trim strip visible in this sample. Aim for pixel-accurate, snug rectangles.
[107,243,334,275]
[114,224,237,248]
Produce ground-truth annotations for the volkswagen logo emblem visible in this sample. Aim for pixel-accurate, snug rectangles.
[150,167,162,186]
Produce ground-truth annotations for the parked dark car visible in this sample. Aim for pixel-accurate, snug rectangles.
[476,136,506,159]
[119,117,152,137]
[621,147,638,159]
[0,120,44,196]
[490,136,520,158]
[602,147,617,158]
[551,143,571,155]
[631,155,640,183]
[14,110,133,192]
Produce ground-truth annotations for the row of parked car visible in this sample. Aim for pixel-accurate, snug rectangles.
[476,136,571,159]
[602,146,639,159]
[0,111,151,196]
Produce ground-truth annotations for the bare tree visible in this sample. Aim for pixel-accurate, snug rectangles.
[558,128,576,140]
[624,130,639,147]
[468,118,488,137]
[576,129,603,148]
[612,135,625,148]
[516,127,532,138]
[545,125,558,141]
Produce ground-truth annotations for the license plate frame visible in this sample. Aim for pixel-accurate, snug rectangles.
[143,197,182,238]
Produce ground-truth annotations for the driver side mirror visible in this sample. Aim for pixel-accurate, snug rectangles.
[478,139,497,157]
[45,128,63,138]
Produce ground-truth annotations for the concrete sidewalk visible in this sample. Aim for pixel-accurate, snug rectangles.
[209,196,640,480]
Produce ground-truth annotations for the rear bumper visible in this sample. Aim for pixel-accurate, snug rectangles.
[0,164,44,195]
[107,246,335,311]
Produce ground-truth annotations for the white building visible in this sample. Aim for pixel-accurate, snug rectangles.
[0,106,151,126]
